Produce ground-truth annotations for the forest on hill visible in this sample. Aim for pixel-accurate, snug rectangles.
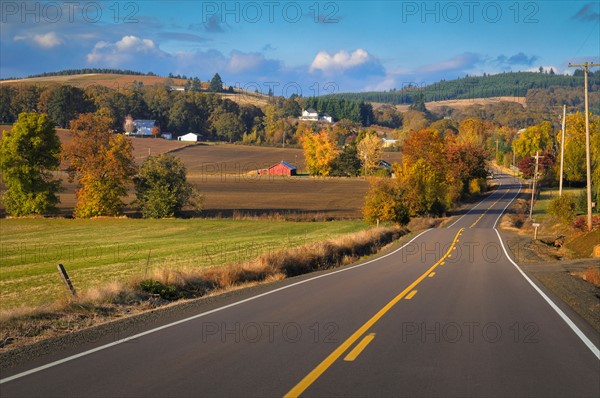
[327,71,600,115]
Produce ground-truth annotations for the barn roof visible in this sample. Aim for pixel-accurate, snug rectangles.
[133,120,157,128]
[272,161,297,170]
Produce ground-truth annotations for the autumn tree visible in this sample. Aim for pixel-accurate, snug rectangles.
[512,121,554,159]
[63,113,136,218]
[397,129,449,215]
[458,118,487,146]
[356,132,383,175]
[398,158,448,216]
[134,154,201,218]
[0,112,62,215]
[301,130,339,176]
[124,114,135,134]
[445,141,489,195]
[363,178,410,225]
[558,112,600,183]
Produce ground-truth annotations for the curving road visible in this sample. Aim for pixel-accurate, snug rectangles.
[1,172,599,397]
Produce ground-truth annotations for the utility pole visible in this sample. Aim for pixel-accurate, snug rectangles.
[529,151,543,220]
[569,61,599,232]
[559,104,566,197]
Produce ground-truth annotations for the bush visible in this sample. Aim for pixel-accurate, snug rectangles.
[548,194,576,225]
[139,280,182,300]
[572,215,600,231]
[468,178,487,195]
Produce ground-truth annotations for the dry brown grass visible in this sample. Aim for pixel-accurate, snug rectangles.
[578,267,600,287]
[0,226,406,351]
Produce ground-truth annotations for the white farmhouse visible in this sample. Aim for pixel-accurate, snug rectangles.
[299,108,334,123]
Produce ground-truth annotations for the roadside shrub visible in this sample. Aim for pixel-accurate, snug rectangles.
[139,280,182,300]
[468,178,487,195]
[549,194,576,225]
[572,215,600,231]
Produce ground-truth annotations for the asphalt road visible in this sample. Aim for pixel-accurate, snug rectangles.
[1,172,599,397]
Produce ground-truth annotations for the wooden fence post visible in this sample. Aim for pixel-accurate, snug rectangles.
[57,263,77,296]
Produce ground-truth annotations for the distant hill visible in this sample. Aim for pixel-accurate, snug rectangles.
[0,72,270,107]
[0,73,187,89]
[325,71,600,105]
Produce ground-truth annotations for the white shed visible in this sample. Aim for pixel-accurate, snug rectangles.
[178,133,199,142]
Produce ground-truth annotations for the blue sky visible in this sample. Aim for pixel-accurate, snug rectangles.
[1,1,598,94]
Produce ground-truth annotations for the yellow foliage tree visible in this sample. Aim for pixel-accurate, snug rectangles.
[356,132,383,175]
[301,130,339,176]
[363,178,410,225]
[512,121,554,159]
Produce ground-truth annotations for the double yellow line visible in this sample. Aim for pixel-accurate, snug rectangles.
[284,228,465,397]
[470,198,502,228]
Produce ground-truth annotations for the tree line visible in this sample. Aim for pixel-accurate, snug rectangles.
[325,71,600,104]
[0,112,200,218]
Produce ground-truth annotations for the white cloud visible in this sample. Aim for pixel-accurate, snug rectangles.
[87,36,166,67]
[228,51,266,74]
[309,49,373,73]
[14,32,63,49]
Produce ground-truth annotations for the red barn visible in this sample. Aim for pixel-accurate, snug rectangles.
[260,161,297,176]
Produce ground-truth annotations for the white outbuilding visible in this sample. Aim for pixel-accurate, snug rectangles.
[178,133,200,142]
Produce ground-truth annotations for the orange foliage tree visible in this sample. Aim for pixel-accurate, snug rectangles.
[63,113,136,218]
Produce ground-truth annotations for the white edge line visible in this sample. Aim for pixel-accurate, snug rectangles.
[0,229,432,384]
[495,229,600,360]
[492,173,600,360]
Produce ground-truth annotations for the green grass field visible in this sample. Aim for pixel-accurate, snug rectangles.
[0,218,368,309]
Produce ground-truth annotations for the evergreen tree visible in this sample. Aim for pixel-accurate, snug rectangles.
[209,73,224,92]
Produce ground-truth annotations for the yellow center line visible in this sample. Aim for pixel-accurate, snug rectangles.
[405,290,418,300]
[343,333,376,362]
[284,228,464,398]
[470,198,501,228]
[428,272,436,278]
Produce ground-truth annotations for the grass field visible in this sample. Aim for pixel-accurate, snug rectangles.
[0,218,368,310]
[532,187,586,223]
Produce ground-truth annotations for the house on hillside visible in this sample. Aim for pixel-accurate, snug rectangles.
[259,161,297,176]
[299,108,334,123]
[382,138,399,148]
[132,120,158,136]
[300,108,319,121]
[178,133,200,142]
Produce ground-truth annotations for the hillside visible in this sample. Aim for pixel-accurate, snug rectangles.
[0,73,270,107]
[0,74,187,89]
[327,71,600,105]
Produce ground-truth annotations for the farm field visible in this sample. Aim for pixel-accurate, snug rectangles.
[0,218,368,309]
[1,127,390,218]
